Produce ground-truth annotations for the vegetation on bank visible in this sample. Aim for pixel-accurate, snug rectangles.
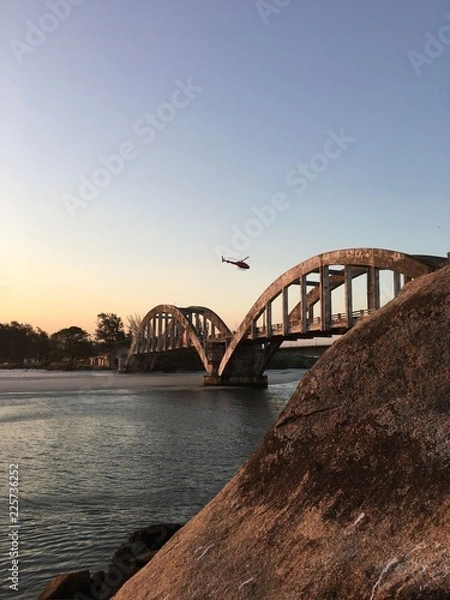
[0,313,131,370]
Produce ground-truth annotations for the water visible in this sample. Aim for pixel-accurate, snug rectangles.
[0,369,305,599]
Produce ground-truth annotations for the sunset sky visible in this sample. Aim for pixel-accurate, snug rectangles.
[1,0,449,335]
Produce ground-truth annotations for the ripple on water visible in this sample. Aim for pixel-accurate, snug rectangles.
[0,370,302,598]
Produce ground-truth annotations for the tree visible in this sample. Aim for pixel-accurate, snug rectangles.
[0,322,50,364]
[126,313,142,340]
[95,313,127,351]
[50,326,95,363]
[32,328,51,362]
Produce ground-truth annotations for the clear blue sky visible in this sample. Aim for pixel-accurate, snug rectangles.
[1,0,449,334]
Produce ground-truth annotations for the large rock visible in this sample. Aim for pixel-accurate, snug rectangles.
[113,265,450,599]
[37,570,91,599]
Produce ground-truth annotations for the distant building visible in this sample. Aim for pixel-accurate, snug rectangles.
[78,346,129,370]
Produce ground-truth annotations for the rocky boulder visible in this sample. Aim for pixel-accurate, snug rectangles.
[38,523,182,600]
[37,570,91,599]
[113,264,450,599]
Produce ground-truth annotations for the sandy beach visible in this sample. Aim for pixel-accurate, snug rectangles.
[0,369,305,393]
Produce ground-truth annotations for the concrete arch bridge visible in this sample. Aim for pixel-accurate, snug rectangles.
[126,248,447,387]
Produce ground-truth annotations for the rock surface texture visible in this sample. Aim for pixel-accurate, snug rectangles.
[113,265,450,600]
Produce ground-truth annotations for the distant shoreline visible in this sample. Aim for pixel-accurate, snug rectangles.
[0,369,306,394]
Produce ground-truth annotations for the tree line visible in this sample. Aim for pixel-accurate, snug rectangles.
[0,313,141,367]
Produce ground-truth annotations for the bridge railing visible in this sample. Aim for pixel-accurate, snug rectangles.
[249,309,376,339]
[142,308,377,349]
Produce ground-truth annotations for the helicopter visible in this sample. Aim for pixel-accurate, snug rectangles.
[221,255,250,270]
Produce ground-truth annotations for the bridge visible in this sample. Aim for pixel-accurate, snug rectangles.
[125,248,447,386]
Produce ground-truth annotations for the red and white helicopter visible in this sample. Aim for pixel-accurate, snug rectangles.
[221,255,250,270]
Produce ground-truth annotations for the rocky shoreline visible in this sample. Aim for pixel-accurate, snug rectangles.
[38,523,183,600]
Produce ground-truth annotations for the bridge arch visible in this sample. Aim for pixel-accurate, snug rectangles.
[218,248,445,378]
[127,304,231,372]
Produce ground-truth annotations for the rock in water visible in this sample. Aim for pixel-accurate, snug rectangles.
[37,570,91,599]
[113,265,450,599]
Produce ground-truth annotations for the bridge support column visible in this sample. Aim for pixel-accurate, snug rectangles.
[203,374,268,388]
[282,287,289,336]
[320,265,331,329]
[344,266,353,327]
[267,302,272,337]
[393,271,402,296]
[368,267,380,311]
[300,275,308,332]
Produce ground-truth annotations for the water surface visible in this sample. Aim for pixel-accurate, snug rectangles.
[0,369,305,598]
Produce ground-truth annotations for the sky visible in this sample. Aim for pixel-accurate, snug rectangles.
[1,0,449,335]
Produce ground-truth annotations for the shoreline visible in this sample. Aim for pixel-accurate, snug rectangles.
[0,369,306,394]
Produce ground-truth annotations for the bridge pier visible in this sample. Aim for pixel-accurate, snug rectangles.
[203,374,268,388]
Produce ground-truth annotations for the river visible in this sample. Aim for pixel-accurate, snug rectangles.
[0,369,306,599]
